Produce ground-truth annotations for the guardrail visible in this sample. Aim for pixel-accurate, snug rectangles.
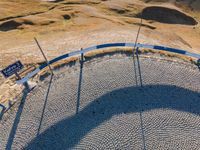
[16,43,200,84]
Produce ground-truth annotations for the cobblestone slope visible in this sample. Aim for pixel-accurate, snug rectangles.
[0,54,200,150]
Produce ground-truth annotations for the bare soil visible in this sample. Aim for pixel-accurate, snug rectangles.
[0,0,199,68]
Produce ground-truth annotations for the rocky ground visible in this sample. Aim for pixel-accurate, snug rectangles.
[0,53,200,149]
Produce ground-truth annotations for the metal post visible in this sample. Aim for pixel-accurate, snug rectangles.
[80,48,84,63]
[136,47,143,87]
[15,68,30,91]
[15,72,21,80]
[34,37,54,75]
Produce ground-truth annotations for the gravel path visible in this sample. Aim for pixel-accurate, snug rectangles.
[0,54,200,150]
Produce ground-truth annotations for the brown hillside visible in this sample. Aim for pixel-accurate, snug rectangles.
[0,0,199,68]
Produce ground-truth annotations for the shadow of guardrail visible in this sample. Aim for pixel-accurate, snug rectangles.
[5,82,30,150]
[24,84,200,150]
[0,104,6,120]
[5,74,53,150]
[76,57,84,114]
[37,74,54,136]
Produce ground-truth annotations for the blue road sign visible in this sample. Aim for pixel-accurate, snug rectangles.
[1,61,24,78]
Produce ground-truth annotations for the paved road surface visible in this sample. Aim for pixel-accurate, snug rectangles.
[0,54,200,150]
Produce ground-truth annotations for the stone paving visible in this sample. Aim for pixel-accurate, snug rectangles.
[0,53,200,150]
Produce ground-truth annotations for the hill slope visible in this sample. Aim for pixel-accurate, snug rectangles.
[0,0,199,68]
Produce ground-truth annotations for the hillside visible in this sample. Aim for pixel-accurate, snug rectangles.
[143,0,200,10]
[0,0,200,68]
[0,1,200,149]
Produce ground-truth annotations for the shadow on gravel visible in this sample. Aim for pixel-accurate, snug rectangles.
[76,59,84,114]
[139,6,198,25]
[25,85,200,150]
[6,75,53,150]
[37,74,54,136]
[6,83,30,150]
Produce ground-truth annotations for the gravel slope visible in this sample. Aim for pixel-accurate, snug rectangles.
[0,54,200,150]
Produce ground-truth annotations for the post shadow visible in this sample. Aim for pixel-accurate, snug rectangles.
[132,49,138,86]
[6,82,30,150]
[137,88,146,150]
[37,74,54,136]
[138,88,146,150]
[76,53,84,114]
[197,59,200,70]
[139,111,146,150]
[0,104,6,120]
[25,85,200,150]
[136,47,143,87]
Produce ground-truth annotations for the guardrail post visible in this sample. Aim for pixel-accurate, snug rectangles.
[80,48,84,63]
[23,81,30,92]
[15,72,30,90]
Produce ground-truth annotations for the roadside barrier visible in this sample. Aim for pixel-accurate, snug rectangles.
[16,43,200,84]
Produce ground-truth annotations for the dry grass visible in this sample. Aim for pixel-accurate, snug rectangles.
[37,47,197,79]
[0,0,53,21]
[1,0,199,35]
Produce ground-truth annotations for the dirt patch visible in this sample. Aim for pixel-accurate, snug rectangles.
[107,4,140,18]
[43,0,64,2]
[139,6,198,25]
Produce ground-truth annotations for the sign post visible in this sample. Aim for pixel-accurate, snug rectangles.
[1,60,30,90]
[15,72,21,80]
[80,48,85,62]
